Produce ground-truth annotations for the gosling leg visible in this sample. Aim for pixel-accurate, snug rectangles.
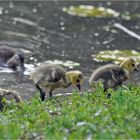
[0,95,4,110]
[35,83,46,101]
[49,90,53,97]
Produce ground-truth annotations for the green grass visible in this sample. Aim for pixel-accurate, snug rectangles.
[0,84,140,139]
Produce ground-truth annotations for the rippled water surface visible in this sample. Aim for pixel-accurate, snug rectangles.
[0,1,140,99]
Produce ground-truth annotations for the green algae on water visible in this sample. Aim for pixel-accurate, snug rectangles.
[62,5,119,18]
[92,49,140,64]
[38,60,80,69]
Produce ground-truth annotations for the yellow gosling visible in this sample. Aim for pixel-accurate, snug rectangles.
[30,64,83,101]
[89,58,138,92]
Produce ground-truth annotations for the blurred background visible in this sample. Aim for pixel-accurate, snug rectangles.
[0,1,140,99]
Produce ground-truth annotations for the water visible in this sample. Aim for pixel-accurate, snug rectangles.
[0,1,140,99]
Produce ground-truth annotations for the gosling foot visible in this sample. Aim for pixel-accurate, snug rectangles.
[106,93,111,98]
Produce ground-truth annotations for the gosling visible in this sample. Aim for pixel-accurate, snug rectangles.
[0,88,21,110]
[0,46,24,71]
[89,58,138,92]
[30,64,83,101]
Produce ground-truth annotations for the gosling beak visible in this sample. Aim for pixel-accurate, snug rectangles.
[76,84,81,90]
[134,68,139,72]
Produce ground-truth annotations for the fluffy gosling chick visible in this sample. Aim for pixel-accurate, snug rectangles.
[0,88,21,110]
[0,46,24,71]
[30,64,83,101]
[89,58,138,91]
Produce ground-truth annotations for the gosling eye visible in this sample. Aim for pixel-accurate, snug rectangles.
[76,79,80,83]
[132,64,135,67]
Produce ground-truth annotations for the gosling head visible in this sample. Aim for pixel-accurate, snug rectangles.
[120,58,138,73]
[6,51,24,70]
[66,71,83,90]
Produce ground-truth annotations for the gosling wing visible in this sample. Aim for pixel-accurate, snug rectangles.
[110,68,125,85]
[47,68,65,83]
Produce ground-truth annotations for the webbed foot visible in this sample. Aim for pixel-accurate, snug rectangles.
[106,93,111,98]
